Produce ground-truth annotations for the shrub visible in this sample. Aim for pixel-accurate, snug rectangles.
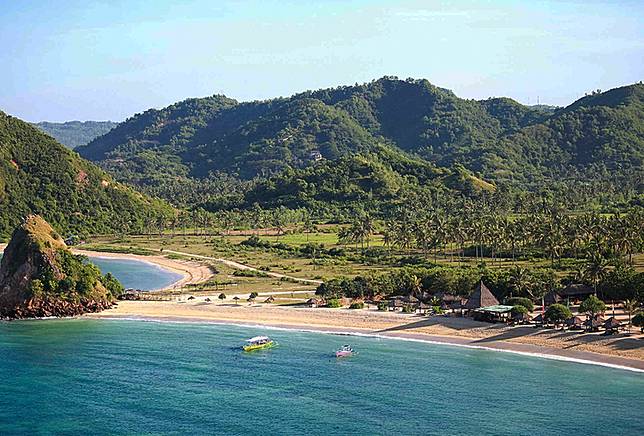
[506,297,534,312]
[377,301,388,311]
[545,304,572,325]
[632,312,644,332]
[349,302,364,309]
[579,295,606,317]
[432,305,443,314]
[511,305,529,315]
[233,269,268,278]
[327,298,342,308]
[402,304,414,313]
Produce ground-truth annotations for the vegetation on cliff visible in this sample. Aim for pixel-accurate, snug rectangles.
[0,111,173,239]
[0,215,123,318]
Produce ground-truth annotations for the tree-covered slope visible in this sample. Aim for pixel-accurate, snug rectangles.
[0,111,172,239]
[76,78,643,208]
[33,120,118,148]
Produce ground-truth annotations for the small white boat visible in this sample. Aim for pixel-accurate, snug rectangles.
[335,344,355,358]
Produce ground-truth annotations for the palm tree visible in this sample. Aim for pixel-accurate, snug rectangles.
[584,252,610,295]
[508,266,532,299]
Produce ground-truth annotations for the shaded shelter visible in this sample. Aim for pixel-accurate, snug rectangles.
[464,281,499,311]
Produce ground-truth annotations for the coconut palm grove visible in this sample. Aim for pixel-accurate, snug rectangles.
[1,1,643,434]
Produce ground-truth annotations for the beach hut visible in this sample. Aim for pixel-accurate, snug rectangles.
[603,317,622,334]
[584,316,604,332]
[564,316,584,330]
[544,290,562,306]
[512,311,532,324]
[464,281,499,312]
[532,313,544,327]
[560,284,594,303]
[472,305,514,323]
[388,296,406,312]
[264,296,275,304]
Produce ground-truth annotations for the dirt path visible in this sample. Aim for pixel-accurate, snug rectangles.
[161,249,323,285]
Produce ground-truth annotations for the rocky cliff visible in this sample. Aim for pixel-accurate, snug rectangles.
[0,215,122,318]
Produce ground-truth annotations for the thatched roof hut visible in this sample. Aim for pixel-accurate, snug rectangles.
[560,284,594,299]
[512,311,532,323]
[464,281,499,310]
[604,316,622,330]
[187,296,195,300]
[264,296,275,303]
[584,316,604,330]
[565,316,584,328]
[306,298,320,307]
[435,292,459,303]
[544,290,562,305]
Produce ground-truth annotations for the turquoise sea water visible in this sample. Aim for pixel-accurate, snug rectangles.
[0,319,642,435]
[89,257,183,290]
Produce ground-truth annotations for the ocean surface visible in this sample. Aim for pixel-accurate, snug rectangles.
[0,319,642,435]
[88,257,183,291]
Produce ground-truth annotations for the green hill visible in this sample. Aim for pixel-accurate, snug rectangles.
[33,120,118,148]
[0,111,172,239]
[76,78,644,210]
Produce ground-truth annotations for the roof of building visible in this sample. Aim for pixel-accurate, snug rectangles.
[475,304,514,314]
[464,281,499,309]
[604,316,622,329]
[560,284,595,297]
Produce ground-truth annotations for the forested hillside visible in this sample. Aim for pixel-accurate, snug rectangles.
[0,111,172,239]
[76,78,644,211]
[33,120,117,148]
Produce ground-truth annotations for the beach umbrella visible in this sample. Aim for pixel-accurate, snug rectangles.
[604,316,621,330]
[233,296,240,305]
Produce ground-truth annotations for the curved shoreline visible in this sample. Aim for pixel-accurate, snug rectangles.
[1,244,214,292]
[88,314,644,373]
[73,249,214,291]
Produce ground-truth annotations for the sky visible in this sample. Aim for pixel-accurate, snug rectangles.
[1,0,643,122]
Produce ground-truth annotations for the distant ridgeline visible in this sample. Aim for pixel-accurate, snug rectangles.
[0,215,123,319]
[76,77,644,212]
[0,111,173,239]
[33,120,118,149]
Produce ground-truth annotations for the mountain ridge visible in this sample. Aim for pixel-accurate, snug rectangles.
[75,77,644,210]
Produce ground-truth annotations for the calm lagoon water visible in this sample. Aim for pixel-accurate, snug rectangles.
[0,253,182,291]
[88,257,183,290]
[0,319,642,435]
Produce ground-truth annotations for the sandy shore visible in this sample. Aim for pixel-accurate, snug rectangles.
[72,249,214,291]
[87,300,644,372]
[2,243,213,292]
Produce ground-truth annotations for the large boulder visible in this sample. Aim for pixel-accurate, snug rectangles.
[0,215,120,318]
